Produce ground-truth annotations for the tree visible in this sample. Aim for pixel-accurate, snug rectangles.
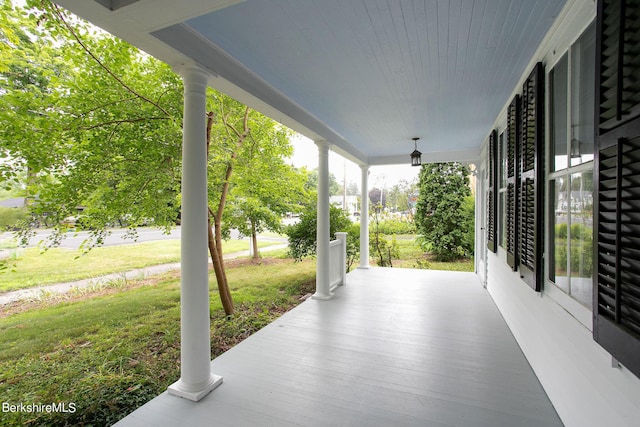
[346,181,359,196]
[219,116,309,260]
[386,179,418,212]
[368,187,385,208]
[1,1,184,249]
[415,162,474,261]
[205,92,308,314]
[304,168,341,197]
[1,1,305,315]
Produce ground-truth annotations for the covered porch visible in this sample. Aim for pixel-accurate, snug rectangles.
[115,267,561,426]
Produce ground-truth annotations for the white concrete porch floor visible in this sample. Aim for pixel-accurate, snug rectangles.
[115,268,563,427]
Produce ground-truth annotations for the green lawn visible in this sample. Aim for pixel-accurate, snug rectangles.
[0,258,316,427]
[385,235,474,272]
[0,239,281,292]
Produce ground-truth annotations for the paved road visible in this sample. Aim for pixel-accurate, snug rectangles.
[0,227,181,250]
[1,226,287,250]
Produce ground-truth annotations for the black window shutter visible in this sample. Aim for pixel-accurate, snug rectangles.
[506,95,521,270]
[518,62,545,292]
[487,129,498,253]
[597,0,640,132]
[594,0,640,379]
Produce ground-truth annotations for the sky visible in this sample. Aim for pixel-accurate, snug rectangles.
[289,133,420,192]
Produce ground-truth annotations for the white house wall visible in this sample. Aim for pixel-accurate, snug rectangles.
[481,0,640,425]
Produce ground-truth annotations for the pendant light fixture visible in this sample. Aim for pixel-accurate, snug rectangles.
[410,137,422,167]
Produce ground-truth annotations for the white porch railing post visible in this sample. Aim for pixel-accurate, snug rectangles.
[359,165,370,269]
[168,65,222,401]
[335,232,348,286]
[313,140,333,300]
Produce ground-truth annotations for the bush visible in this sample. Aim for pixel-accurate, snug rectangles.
[555,223,568,239]
[343,222,361,271]
[0,207,28,231]
[375,219,416,235]
[285,204,352,261]
[570,223,591,240]
[553,225,593,278]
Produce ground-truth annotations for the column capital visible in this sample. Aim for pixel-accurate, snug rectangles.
[314,140,331,152]
[175,64,211,87]
[360,164,370,172]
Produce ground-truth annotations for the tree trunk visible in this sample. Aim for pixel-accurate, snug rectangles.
[251,219,259,259]
[206,111,234,316]
[203,107,251,316]
[208,214,233,315]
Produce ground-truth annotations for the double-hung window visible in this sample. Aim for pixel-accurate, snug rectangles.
[498,131,507,249]
[547,22,596,311]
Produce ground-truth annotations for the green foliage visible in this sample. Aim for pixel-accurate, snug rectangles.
[556,223,568,239]
[2,2,184,248]
[0,207,27,230]
[373,219,416,235]
[461,195,475,254]
[370,204,400,267]
[303,168,341,197]
[344,222,361,271]
[285,204,352,261]
[384,179,418,212]
[415,162,474,261]
[2,3,305,257]
[553,223,593,277]
[222,122,309,240]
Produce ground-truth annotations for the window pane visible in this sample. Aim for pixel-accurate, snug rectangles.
[569,171,593,309]
[499,132,506,188]
[551,55,569,171]
[570,23,596,167]
[549,177,569,291]
[499,191,506,248]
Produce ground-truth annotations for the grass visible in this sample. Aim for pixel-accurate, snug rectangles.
[382,235,475,272]
[0,239,281,292]
[0,258,316,427]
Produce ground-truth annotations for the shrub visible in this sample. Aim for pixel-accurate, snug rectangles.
[344,222,361,271]
[555,223,568,239]
[375,219,416,235]
[570,223,591,240]
[285,204,352,261]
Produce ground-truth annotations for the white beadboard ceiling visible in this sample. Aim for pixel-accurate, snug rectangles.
[56,0,566,165]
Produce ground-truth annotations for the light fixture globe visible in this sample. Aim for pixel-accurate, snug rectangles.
[410,137,422,167]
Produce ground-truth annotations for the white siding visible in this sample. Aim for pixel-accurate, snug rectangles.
[481,1,640,425]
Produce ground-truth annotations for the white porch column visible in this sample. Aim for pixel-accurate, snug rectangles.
[359,165,370,269]
[313,140,332,300]
[168,66,222,401]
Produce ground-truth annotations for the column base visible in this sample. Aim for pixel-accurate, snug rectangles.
[358,265,371,270]
[168,373,223,402]
[312,291,334,300]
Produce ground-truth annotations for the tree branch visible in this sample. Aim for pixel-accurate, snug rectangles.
[81,116,169,130]
[46,1,172,117]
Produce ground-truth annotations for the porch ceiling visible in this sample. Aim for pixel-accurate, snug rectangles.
[54,0,566,165]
